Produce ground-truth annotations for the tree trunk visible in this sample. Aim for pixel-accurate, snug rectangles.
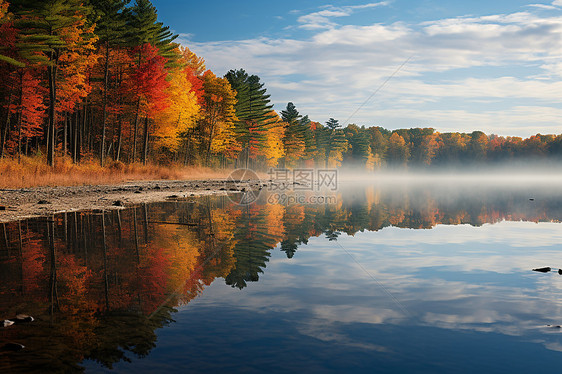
[206,124,215,166]
[132,99,140,162]
[78,98,87,163]
[102,213,110,311]
[48,218,60,318]
[72,110,78,163]
[142,116,149,165]
[100,43,110,166]
[63,112,68,157]
[132,50,142,163]
[183,131,191,165]
[47,59,58,167]
[0,81,14,159]
[116,114,122,162]
[16,71,23,160]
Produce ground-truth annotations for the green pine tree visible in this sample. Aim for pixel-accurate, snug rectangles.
[225,69,276,168]
[321,118,347,168]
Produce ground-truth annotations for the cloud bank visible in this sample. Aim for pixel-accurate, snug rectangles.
[182,3,562,136]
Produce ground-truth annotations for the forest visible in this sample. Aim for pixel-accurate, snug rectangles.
[1,0,562,172]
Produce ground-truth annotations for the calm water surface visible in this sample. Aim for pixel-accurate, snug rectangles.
[1,181,562,373]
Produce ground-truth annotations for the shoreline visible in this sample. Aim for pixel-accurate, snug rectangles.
[0,179,255,223]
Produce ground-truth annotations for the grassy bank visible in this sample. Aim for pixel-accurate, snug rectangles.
[0,156,232,189]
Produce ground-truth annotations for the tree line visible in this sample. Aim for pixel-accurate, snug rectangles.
[1,0,561,170]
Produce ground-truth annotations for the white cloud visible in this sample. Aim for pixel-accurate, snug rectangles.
[298,9,350,30]
[297,2,391,30]
[553,0,562,6]
[184,7,562,136]
[528,3,557,10]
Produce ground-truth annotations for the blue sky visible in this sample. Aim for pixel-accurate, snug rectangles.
[151,0,562,136]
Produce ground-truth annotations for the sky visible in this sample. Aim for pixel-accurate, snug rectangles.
[150,0,562,137]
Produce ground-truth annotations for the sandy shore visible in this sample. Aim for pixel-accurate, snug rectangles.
[0,179,261,223]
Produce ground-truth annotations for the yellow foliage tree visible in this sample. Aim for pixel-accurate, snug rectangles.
[200,70,239,164]
[56,19,99,113]
[153,49,201,153]
[180,46,206,76]
[261,111,285,166]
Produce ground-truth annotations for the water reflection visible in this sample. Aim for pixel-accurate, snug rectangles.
[0,184,562,372]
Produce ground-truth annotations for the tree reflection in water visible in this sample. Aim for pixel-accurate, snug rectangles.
[0,185,561,372]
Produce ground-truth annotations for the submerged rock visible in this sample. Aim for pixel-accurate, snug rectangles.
[11,314,34,324]
[2,320,14,327]
[3,315,34,327]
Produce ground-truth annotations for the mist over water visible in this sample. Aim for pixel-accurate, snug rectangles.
[338,161,562,186]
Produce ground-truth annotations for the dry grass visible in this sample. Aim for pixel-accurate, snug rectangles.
[0,156,233,189]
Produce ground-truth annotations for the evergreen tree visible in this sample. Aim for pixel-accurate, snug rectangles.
[225,207,272,289]
[344,125,370,167]
[281,102,306,167]
[280,102,300,123]
[225,69,275,167]
[300,114,316,161]
[321,118,347,167]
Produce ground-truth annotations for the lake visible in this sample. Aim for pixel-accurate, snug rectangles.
[1,178,562,373]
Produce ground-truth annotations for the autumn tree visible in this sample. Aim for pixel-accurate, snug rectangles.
[13,0,97,166]
[261,111,285,167]
[14,70,46,156]
[198,70,238,165]
[152,47,200,160]
[0,0,23,67]
[367,127,389,167]
[127,43,170,164]
[467,130,488,163]
[386,132,410,167]
[91,0,130,165]
[0,0,21,158]
[126,0,177,162]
